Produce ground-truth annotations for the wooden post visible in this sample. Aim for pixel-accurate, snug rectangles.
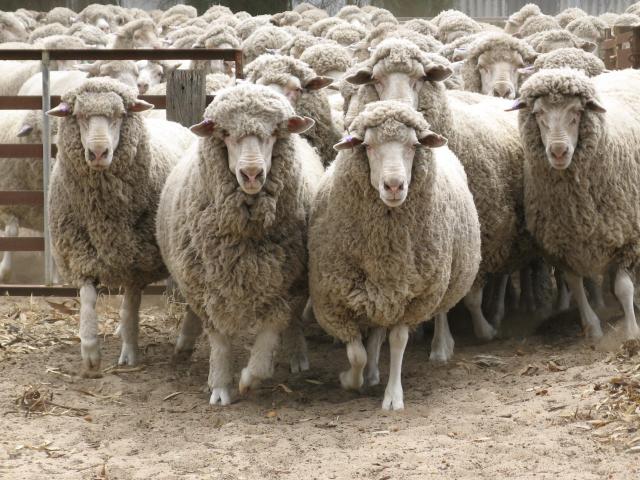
[166,69,206,127]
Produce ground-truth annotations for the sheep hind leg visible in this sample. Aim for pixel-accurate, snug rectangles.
[491,274,510,329]
[118,287,142,366]
[430,313,454,363]
[364,327,386,386]
[282,302,310,373]
[382,324,409,411]
[80,281,101,378]
[239,325,280,394]
[555,269,571,312]
[565,273,603,340]
[614,268,640,339]
[464,286,497,341]
[173,307,202,362]
[206,327,232,406]
[340,336,367,391]
[0,217,19,283]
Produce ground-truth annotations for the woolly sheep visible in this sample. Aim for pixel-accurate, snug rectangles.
[161,4,197,20]
[511,68,640,340]
[78,4,114,33]
[505,3,542,35]
[67,23,109,47]
[404,18,438,37]
[271,11,302,27]
[598,12,620,27]
[369,8,398,27]
[556,7,587,29]
[279,31,319,58]
[389,29,443,54]
[438,12,482,44]
[235,11,251,21]
[235,15,272,41]
[242,26,292,64]
[156,84,323,405]
[348,38,533,343]
[136,60,178,94]
[201,5,234,21]
[0,12,28,43]
[614,13,640,27]
[309,101,480,410]
[324,23,366,46]
[110,19,160,49]
[526,29,596,54]
[186,24,241,75]
[294,2,317,14]
[46,78,195,376]
[309,17,347,38]
[74,60,140,91]
[460,32,537,99]
[517,14,561,38]
[530,48,606,78]
[45,7,76,27]
[566,16,608,47]
[626,2,640,15]
[246,54,338,166]
[28,23,67,43]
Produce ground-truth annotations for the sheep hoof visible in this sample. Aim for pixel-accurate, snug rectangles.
[171,348,195,364]
[289,353,310,374]
[209,387,231,406]
[473,323,497,342]
[625,324,640,340]
[429,348,453,364]
[364,367,380,387]
[118,343,138,366]
[382,384,404,411]
[81,339,102,378]
[339,369,363,391]
[239,368,260,395]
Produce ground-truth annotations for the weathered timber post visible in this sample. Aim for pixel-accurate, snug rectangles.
[166,69,207,127]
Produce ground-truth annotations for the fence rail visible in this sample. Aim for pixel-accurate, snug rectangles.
[602,26,640,69]
[0,48,242,297]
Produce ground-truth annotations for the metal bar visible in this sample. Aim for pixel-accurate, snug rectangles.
[0,284,168,297]
[0,191,43,205]
[0,144,57,158]
[0,96,61,109]
[0,237,44,251]
[138,95,215,109]
[41,51,53,286]
[0,49,241,62]
[234,50,244,79]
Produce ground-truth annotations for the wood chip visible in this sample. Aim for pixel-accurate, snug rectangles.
[162,391,183,401]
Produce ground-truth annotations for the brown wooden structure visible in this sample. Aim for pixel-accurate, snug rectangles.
[602,26,640,70]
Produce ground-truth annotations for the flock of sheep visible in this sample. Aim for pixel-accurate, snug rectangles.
[0,1,639,411]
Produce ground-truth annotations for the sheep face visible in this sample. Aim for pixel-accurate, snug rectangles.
[77,61,140,91]
[256,75,333,107]
[127,24,160,49]
[95,17,111,34]
[136,60,163,94]
[477,51,524,99]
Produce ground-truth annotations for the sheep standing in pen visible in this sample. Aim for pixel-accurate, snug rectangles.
[510,68,640,340]
[309,101,480,410]
[46,78,195,376]
[156,84,323,405]
[504,3,542,35]
[347,39,532,348]
[110,18,160,49]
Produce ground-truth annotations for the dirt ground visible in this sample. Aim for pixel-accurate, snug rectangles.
[0,289,639,479]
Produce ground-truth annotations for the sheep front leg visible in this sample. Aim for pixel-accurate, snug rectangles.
[206,327,232,406]
[565,273,603,339]
[555,269,571,311]
[79,281,101,377]
[382,324,409,411]
[239,325,280,394]
[174,307,203,362]
[491,274,509,328]
[364,327,386,386]
[282,318,309,374]
[614,268,640,339]
[464,286,497,341]
[118,287,142,366]
[340,336,367,390]
[430,313,454,363]
[0,216,19,282]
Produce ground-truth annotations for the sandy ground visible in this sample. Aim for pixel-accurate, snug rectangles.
[0,290,639,480]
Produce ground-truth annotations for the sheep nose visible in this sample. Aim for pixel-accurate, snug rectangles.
[240,165,263,183]
[492,82,514,99]
[550,143,568,159]
[383,178,405,195]
[137,82,148,94]
[89,146,109,162]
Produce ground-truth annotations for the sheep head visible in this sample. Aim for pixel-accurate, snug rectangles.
[335,101,446,208]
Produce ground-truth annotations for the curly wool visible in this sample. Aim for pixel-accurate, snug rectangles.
[67,24,109,47]
[112,19,156,48]
[309,17,346,38]
[518,68,640,277]
[45,7,76,26]
[309,101,480,341]
[506,3,541,32]
[300,43,352,76]
[461,32,537,94]
[614,13,640,26]
[370,9,398,26]
[533,48,605,77]
[389,29,443,53]
[438,32,483,60]
[626,2,640,15]
[556,7,587,28]
[279,32,318,57]
[49,78,184,288]
[598,12,620,26]
[404,18,438,37]
[156,84,316,336]
[437,13,482,43]
[325,23,366,45]
[0,12,28,42]
[194,23,240,48]
[526,29,589,53]
[242,26,292,64]
[271,11,302,27]
[28,23,67,43]
[518,14,561,38]
[36,35,86,50]
[566,16,607,42]
[161,4,197,20]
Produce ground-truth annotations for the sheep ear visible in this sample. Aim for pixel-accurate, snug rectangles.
[333,135,363,150]
[287,116,315,134]
[518,65,536,75]
[505,98,527,111]
[423,64,452,82]
[418,132,447,148]
[452,47,469,60]
[579,40,597,53]
[586,99,606,113]
[512,32,523,39]
[16,124,33,137]
[304,76,333,90]
[346,68,374,85]
[47,102,71,117]
[75,62,100,76]
[190,119,216,137]
[128,99,154,112]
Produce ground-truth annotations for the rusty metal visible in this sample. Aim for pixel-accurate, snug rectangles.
[0,48,241,62]
[0,237,44,251]
[0,191,43,206]
[0,144,57,157]
[0,284,168,297]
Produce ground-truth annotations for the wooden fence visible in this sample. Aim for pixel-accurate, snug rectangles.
[602,26,640,69]
[0,48,243,297]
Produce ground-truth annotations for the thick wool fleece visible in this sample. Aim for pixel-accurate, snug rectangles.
[389,29,443,53]
[280,32,320,57]
[627,2,640,15]
[49,79,184,289]
[533,48,605,77]
[370,9,398,27]
[438,32,483,60]
[112,19,156,48]
[526,29,588,53]
[404,18,438,37]
[518,14,561,38]
[156,85,318,336]
[556,8,587,28]
[300,43,351,76]
[36,35,86,50]
[309,101,480,342]
[599,12,620,26]
[309,17,346,38]
[28,23,67,43]
[271,11,302,27]
[614,13,640,26]
[506,4,541,29]
[194,23,240,48]
[45,7,76,27]
[438,14,482,42]
[325,23,366,45]
[566,16,607,42]
[461,32,537,93]
[0,13,28,43]
[356,39,532,285]
[246,54,341,166]
[242,26,292,64]
[67,24,109,47]
[518,69,640,277]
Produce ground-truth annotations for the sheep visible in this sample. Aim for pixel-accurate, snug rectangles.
[510,68,640,341]
[439,32,484,61]
[460,32,537,98]
[566,16,608,49]
[157,14,190,36]
[201,5,234,22]
[529,48,606,78]
[235,15,272,41]
[598,13,620,27]
[164,25,204,45]
[369,8,398,27]
[309,18,347,38]
[156,84,323,405]
[45,7,76,27]
[626,2,640,15]
[556,7,587,29]
[67,23,109,47]
[390,29,443,54]
[172,34,200,49]
[517,14,561,38]
[0,12,28,43]
[45,78,195,377]
[294,2,317,14]
[242,26,292,64]
[404,18,438,37]
[505,3,542,35]
[14,9,38,33]
[437,12,482,44]
[28,23,67,43]
[347,38,532,342]
[614,13,640,27]
[279,31,319,58]
[136,60,178,94]
[74,60,140,91]
[77,4,114,33]
[235,11,251,21]
[526,29,596,54]
[110,19,160,49]
[309,100,481,409]
[271,11,302,27]
[246,53,339,167]
[161,4,197,20]
[185,24,241,75]
[325,23,366,47]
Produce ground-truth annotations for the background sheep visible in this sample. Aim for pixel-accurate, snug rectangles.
[242,25,291,64]
[530,48,606,77]
[156,84,323,405]
[309,101,480,410]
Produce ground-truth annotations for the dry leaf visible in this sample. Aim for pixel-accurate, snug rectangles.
[45,300,78,315]
[520,364,538,376]
[305,379,323,385]
[162,392,183,401]
[265,410,277,418]
[547,360,567,372]
[277,384,293,394]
